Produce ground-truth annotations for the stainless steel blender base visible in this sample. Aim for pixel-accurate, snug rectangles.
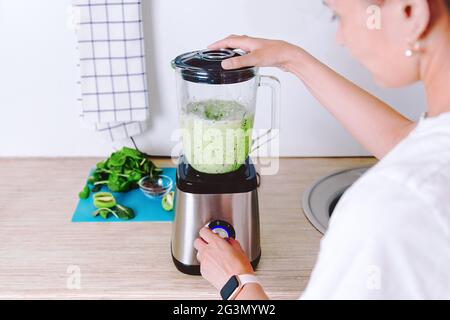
[171,189,261,275]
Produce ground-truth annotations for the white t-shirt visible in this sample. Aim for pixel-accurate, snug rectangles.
[301,112,450,300]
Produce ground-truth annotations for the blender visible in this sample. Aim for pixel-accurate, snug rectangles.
[171,49,280,275]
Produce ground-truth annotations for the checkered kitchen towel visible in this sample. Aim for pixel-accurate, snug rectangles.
[73,0,149,141]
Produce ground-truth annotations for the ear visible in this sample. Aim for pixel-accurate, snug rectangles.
[401,0,431,42]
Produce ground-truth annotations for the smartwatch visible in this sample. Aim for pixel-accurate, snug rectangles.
[220,274,259,300]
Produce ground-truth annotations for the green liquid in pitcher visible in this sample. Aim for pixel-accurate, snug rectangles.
[181,100,254,174]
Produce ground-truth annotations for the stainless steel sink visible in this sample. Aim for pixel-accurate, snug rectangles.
[302,167,371,234]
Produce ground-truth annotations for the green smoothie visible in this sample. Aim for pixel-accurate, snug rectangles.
[181,100,254,174]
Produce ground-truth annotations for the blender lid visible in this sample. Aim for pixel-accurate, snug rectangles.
[172,49,257,84]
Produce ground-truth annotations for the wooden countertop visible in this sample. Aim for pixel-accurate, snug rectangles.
[0,157,376,299]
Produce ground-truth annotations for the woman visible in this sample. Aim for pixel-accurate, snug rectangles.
[194,0,450,299]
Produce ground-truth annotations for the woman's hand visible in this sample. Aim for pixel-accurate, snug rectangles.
[194,227,255,291]
[208,35,299,71]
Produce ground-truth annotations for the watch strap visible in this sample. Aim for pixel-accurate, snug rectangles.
[237,274,259,287]
[220,274,260,300]
[228,274,259,300]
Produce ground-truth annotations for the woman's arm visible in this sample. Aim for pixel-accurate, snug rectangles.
[209,36,415,159]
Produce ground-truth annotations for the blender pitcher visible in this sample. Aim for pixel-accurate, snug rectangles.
[172,49,280,174]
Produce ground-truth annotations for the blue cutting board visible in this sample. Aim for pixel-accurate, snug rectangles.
[72,168,176,223]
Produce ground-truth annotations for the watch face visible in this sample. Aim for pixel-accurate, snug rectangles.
[220,276,239,300]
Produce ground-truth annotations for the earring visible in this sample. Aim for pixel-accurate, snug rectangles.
[405,41,423,57]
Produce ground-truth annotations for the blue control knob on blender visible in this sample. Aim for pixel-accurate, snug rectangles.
[206,220,236,239]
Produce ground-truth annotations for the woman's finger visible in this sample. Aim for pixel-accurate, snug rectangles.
[194,238,208,262]
[222,51,260,70]
[193,237,207,251]
[199,227,220,244]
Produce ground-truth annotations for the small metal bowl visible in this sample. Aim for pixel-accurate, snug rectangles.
[138,175,173,199]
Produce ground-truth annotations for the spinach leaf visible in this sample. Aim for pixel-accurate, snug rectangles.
[114,204,135,220]
[93,207,114,219]
[120,147,142,159]
[109,151,127,167]
[86,147,161,193]
[78,184,90,199]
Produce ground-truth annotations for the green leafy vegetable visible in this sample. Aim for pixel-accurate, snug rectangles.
[77,147,165,220]
[78,184,90,199]
[93,207,114,219]
[87,147,161,193]
[114,204,135,220]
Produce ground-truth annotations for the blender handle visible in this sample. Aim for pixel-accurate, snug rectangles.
[252,75,281,155]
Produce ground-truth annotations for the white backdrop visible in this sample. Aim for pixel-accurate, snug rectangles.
[0,0,426,157]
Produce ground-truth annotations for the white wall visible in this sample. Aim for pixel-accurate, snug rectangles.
[0,0,426,157]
